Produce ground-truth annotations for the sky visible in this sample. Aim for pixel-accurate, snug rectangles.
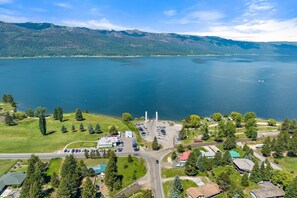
[0,0,297,42]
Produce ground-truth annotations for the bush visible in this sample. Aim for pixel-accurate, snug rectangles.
[268,119,277,126]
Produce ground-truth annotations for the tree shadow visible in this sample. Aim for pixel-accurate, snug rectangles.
[46,131,56,135]
[43,187,54,197]
[62,119,69,122]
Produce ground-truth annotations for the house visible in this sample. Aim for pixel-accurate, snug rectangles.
[250,182,285,198]
[179,151,192,162]
[97,137,119,148]
[186,183,221,198]
[88,164,107,175]
[0,172,26,196]
[233,158,255,173]
[125,131,133,138]
[201,150,216,158]
[229,150,241,158]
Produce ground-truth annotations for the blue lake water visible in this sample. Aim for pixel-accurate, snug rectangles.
[0,56,297,120]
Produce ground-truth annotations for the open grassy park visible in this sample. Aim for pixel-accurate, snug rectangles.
[0,113,129,153]
[0,160,17,176]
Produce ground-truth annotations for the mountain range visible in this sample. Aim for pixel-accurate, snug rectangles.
[0,21,297,57]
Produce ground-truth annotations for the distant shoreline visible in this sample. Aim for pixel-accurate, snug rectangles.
[0,54,287,60]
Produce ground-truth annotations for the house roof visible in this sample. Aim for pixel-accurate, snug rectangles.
[229,150,240,158]
[250,182,285,198]
[0,172,26,192]
[187,183,221,198]
[201,150,216,158]
[233,158,255,172]
[179,151,192,161]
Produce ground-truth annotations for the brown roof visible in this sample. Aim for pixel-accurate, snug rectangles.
[187,183,221,198]
[250,182,285,198]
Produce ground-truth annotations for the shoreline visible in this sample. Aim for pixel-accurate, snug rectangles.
[0,54,289,60]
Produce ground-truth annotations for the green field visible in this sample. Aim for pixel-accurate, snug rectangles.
[274,156,297,175]
[163,179,197,198]
[47,158,63,176]
[66,142,98,149]
[83,158,109,166]
[0,113,129,153]
[0,160,16,176]
[162,168,187,178]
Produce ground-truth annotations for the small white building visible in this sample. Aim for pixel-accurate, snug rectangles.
[125,131,133,138]
[97,137,119,148]
[201,150,216,158]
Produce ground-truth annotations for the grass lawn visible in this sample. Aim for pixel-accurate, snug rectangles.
[161,168,186,178]
[128,190,151,198]
[0,113,129,153]
[181,129,200,145]
[0,160,16,176]
[217,145,245,158]
[67,142,98,149]
[0,102,14,113]
[47,158,63,176]
[163,179,197,198]
[83,158,109,166]
[274,156,297,175]
[110,157,147,196]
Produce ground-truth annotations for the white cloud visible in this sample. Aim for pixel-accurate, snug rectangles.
[182,18,297,42]
[0,0,13,4]
[0,14,27,22]
[163,9,176,17]
[60,18,129,30]
[243,0,276,18]
[55,2,72,9]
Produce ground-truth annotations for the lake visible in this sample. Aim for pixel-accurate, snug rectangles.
[0,56,297,121]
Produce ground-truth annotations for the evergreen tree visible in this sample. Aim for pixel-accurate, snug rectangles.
[263,160,272,181]
[38,112,46,135]
[261,137,272,157]
[288,133,297,156]
[228,185,245,198]
[71,124,76,132]
[88,124,94,134]
[128,154,133,163]
[201,123,210,140]
[217,171,231,191]
[201,156,213,171]
[29,180,43,198]
[223,136,236,150]
[84,149,89,159]
[80,123,85,132]
[105,151,120,191]
[285,176,297,198]
[4,113,13,126]
[213,151,222,167]
[53,108,58,120]
[75,108,84,121]
[185,153,198,176]
[250,164,262,183]
[95,150,101,158]
[25,109,34,117]
[225,121,236,137]
[222,151,232,165]
[152,137,159,150]
[61,125,67,133]
[196,155,204,172]
[78,160,89,177]
[82,177,96,198]
[169,175,183,198]
[51,172,60,188]
[57,107,63,122]
[234,113,243,128]
[95,123,101,134]
[171,151,177,160]
[177,144,184,153]
[241,172,249,187]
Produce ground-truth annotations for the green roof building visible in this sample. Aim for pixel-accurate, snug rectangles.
[0,172,26,195]
[229,150,240,158]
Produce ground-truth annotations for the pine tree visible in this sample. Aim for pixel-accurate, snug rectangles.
[95,150,101,158]
[38,112,46,135]
[213,151,222,167]
[109,125,118,135]
[201,123,210,140]
[105,151,120,191]
[80,123,85,132]
[53,108,58,120]
[82,177,96,198]
[75,108,84,121]
[152,137,159,150]
[128,154,133,163]
[169,175,183,198]
[57,107,63,122]
[88,124,94,134]
[95,123,101,134]
[250,164,262,183]
[177,144,184,153]
[222,151,232,165]
[71,124,76,132]
[217,171,231,191]
[51,172,60,188]
[84,149,89,159]
[241,172,249,187]
[171,151,177,160]
[61,125,67,133]
[225,121,236,137]
[29,180,43,198]
[263,160,272,181]
[185,152,198,176]
[223,136,236,150]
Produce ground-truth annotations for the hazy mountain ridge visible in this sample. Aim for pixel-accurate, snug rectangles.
[0,21,296,57]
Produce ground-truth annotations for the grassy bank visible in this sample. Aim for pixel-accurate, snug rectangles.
[0,113,129,153]
[0,160,17,176]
